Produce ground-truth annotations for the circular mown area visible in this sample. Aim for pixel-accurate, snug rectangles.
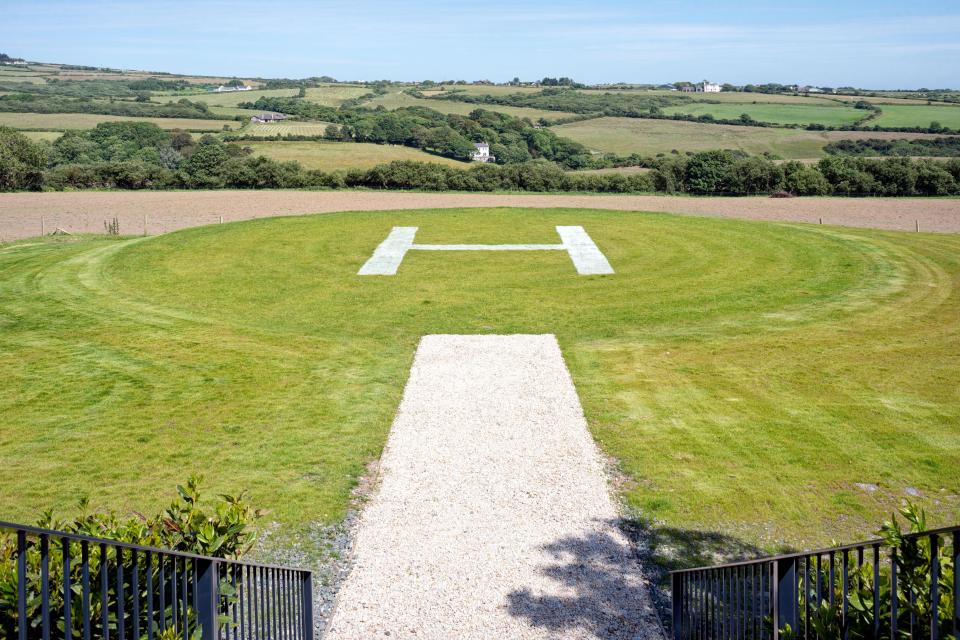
[1,208,957,549]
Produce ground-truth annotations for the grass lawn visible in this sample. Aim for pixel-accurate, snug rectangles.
[0,112,239,131]
[1,209,957,553]
[551,117,950,159]
[662,103,865,127]
[367,90,578,121]
[873,105,960,130]
[240,140,468,170]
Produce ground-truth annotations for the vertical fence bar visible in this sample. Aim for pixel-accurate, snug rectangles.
[890,549,898,640]
[41,535,50,640]
[195,558,219,640]
[673,572,684,640]
[301,571,313,640]
[160,555,167,632]
[829,551,836,608]
[931,534,940,640]
[180,557,188,640]
[873,544,880,640]
[82,541,91,640]
[842,550,849,640]
[132,549,140,640]
[171,554,177,631]
[63,539,73,640]
[804,556,811,640]
[100,543,109,640]
[17,531,27,640]
[117,547,125,640]
[146,552,154,640]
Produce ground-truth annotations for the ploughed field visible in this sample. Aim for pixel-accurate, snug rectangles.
[0,208,957,552]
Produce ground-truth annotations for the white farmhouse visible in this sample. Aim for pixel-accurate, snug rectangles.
[471,142,495,163]
[700,80,722,93]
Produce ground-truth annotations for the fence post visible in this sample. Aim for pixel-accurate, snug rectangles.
[672,572,684,640]
[774,557,798,638]
[196,559,220,640]
[301,571,314,640]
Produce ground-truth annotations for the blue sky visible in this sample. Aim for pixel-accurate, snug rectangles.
[3,0,959,87]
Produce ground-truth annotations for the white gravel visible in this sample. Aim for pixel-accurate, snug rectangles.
[324,334,663,639]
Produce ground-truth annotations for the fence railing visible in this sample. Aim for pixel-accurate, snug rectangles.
[0,520,313,640]
[671,525,959,639]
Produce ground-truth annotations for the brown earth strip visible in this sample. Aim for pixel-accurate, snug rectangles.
[1,191,958,241]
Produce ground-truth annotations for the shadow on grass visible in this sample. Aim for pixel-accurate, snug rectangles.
[505,517,774,638]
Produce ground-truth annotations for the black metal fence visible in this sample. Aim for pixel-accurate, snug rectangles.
[671,525,959,639]
[1,520,313,640]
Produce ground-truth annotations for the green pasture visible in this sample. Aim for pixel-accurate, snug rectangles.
[872,105,960,130]
[1,209,957,551]
[241,140,467,170]
[662,102,866,127]
[187,88,298,108]
[551,117,947,159]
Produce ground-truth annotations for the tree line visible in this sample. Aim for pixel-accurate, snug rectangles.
[3,124,959,196]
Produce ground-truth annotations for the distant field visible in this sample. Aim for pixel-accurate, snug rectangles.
[20,131,63,142]
[241,140,468,170]
[0,112,239,131]
[872,104,960,130]
[187,88,298,107]
[614,89,839,105]
[367,90,578,121]
[553,117,955,158]
[662,102,865,126]
[209,106,269,118]
[439,85,543,97]
[241,121,336,136]
[303,85,371,106]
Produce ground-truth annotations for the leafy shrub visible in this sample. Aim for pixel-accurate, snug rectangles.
[0,476,260,639]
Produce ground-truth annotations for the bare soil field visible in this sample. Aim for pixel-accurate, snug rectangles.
[0,191,957,241]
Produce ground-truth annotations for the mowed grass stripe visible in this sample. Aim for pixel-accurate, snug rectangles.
[0,210,957,550]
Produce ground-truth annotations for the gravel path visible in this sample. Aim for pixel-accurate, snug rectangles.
[324,335,663,640]
[1,191,958,241]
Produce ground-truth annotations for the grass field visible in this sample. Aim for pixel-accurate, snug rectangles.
[240,121,336,136]
[0,112,239,131]
[303,85,371,106]
[185,88,298,107]
[552,117,952,158]
[617,90,840,106]
[662,102,866,127]
[1,209,957,552]
[241,141,468,170]
[872,104,960,130]
[367,90,579,121]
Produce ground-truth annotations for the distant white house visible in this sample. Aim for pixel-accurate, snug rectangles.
[471,142,495,163]
[213,85,253,93]
[700,80,722,93]
[250,113,287,124]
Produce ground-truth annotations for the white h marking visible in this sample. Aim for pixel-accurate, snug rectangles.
[358,226,614,276]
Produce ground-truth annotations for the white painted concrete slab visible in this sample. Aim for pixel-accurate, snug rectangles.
[357,226,417,275]
[325,335,661,639]
[557,226,615,275]
[358,226,614,276]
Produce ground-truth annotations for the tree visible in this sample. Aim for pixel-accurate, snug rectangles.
[0,126,46,191]
[684,150,737,194]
